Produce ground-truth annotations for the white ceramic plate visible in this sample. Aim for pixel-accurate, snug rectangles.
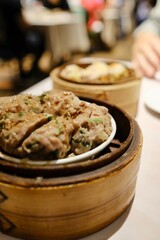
[145,97,160,114]
[54,114,116,164]
[145,88,160,114]
[0,115,116,165]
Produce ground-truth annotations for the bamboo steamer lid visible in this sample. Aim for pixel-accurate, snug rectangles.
[50,58,142,117]
[0,99,143,240]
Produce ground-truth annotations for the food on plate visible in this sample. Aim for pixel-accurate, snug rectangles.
[59,61,135,84]
[0,91,113,160]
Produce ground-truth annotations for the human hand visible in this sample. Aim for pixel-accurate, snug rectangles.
[132,32,160,78]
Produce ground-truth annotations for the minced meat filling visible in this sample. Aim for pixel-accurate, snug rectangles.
[0,91,112,160]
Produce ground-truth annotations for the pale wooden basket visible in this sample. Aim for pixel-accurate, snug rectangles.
[50,58,142,117]
[0,100,143,240]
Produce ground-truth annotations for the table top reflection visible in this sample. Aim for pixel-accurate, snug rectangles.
[0,76,160,240]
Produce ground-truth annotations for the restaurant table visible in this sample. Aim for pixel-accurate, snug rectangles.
[0,76,160,240]
[22,5,90,64]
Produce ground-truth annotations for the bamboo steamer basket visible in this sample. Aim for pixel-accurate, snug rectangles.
[50,57,142,117]
[0,99,143,240]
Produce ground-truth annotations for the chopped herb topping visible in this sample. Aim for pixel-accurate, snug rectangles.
[47,115,53,121]
[88,117,103,124]
[18,112,24,117]
[27,141,39,150]
[39,93,47,103]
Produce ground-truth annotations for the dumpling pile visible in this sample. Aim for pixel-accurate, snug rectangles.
[60,61,130,84]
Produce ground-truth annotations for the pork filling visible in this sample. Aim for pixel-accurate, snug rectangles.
[0,91,113,160]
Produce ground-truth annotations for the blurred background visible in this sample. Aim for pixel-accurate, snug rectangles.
[0,0,156,96]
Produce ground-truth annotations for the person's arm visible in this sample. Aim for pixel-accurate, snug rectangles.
[132,0,160,78]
